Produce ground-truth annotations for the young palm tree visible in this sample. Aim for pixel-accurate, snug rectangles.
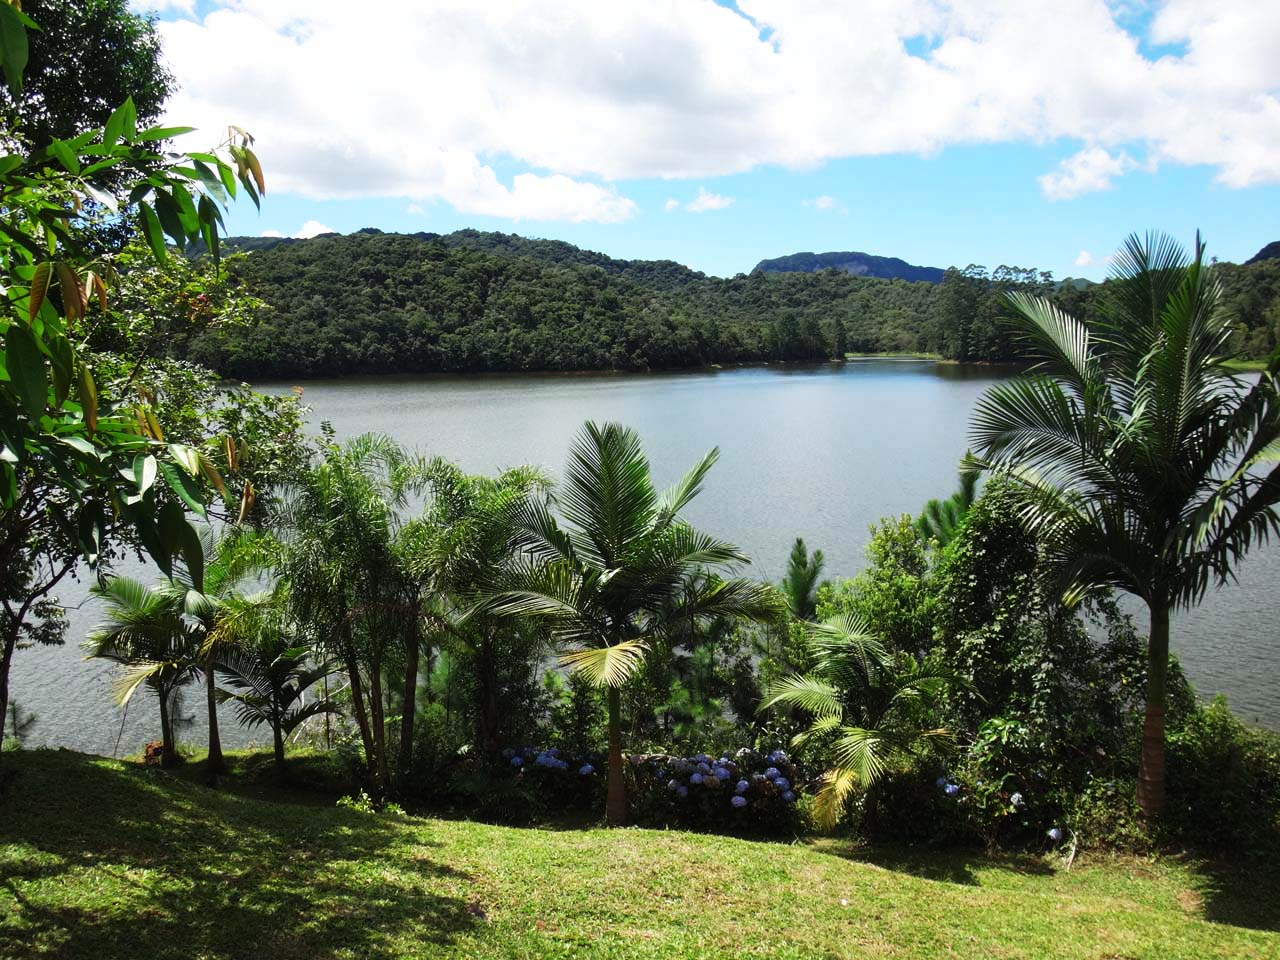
[970,232,1280,819]
[491,422,782,826]
[780,537,825,620]
[763,613,955,832]
[216,614,338,770]
[84,578,200,767]
[915,455,980,547]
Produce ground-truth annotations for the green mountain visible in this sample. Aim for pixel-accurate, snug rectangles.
[753,250,946,283]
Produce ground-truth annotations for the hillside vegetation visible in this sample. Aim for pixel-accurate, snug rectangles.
[1,750,1277,960]
[176,229,1280,380]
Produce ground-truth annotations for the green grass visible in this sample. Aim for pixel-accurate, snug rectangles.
[1,751,1277,959]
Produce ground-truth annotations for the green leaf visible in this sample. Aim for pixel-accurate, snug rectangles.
[5,321,47,419]
[133,453,158,494]
[49,333,73,406]
[168,442,200,477]
[154,189,186,249]
[136,125,195,142]
[48,139,79,174]
[0,1,30,94]
[117,96,137,142]
[77,363,97,434]
[160,460,206,519]
[138,201,167,261]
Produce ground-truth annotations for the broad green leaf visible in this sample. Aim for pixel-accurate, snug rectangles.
[160,461,206,518]
[138,201,167,261]
[154,189,186,248]
[77,363,97,434]
[168,442,200,477]
[0,1,29,94]
[5,321,46,419]
[49,140,79,174]
[49,333,73,406]
[133,453,158,494]
[136,125,195,142]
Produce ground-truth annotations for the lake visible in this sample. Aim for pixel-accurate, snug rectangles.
[11,360,1279,753]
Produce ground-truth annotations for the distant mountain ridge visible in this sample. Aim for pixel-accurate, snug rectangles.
[753,250,946,284]
[1247,241,1280,264]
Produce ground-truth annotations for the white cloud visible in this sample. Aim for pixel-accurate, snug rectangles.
[685,186,734,212]
[262,221,339,239]
[803,194,840,211]
[1038,146,1134,200]
[158,0,1280,218]
[663,198,680,212]
[1074,249,1094,267]
[406,202,425,214]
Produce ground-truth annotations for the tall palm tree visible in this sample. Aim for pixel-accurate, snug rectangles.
[970,232,1280,819]
[780,537,825,620]
[84,578,200,767]
[491,421,782,826]
[763,613,955,832]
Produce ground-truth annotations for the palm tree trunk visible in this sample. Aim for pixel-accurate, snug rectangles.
[605,685,628,826]
[398,623,420,775]
[344,651,376,780]
[158,685,177,768]
[1137,599,1170,820]
[271,687,287,771]
[204,657,224,773]
[368,650,390,792]
[272,722,286,770]
[0,621,17,750]
[478,633,499,751]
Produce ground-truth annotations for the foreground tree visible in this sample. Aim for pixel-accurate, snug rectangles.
[971,232,1280,819]
[780,537,825,621]
[763,614,954,832]
[493,421,781,825]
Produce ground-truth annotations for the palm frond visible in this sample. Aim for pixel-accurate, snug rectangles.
[559,638,649,688]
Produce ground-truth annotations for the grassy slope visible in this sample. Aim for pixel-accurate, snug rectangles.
[1,751,1276,960]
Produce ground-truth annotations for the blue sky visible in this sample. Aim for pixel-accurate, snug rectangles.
[140,0,1280,278]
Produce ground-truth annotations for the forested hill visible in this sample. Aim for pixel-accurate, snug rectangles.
[179,229,1280,380]
[753,250,946,283]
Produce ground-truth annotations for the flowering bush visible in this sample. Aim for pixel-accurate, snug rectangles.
[626,747,804,835]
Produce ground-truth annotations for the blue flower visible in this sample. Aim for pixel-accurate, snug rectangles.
[935,776,948,788]
[696,762,712,775]
[944,782,960,796]
[768,750,788,764]
[735,779,749,794]
[579,764,594,776]
[730,795,748,809]
[712,766,730,780]
[1047,827,1064,843]
[502,748,515,759]
[677,785,689,799]
[774,777,791,792]
[782,790,796,802]
[510,756,523,767]
[690,773,704,785]
[667,779,681,792]
[764,767,780,780]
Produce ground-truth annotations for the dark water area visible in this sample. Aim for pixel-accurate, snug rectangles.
[12,360,1278,754]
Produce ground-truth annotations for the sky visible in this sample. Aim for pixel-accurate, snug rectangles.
[132,0,1280,279]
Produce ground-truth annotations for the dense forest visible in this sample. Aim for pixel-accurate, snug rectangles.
[179,229,1280,380]
[753,249,946,282]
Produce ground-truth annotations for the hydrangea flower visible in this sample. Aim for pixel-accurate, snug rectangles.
[735,779,749,794]
[696,761,712,775]
[730,795,748,809]
[735,747,753,760]
[579,764,595,776]
[764,767,780,780]
[944,782,960,796]
[712,766,730,780]
[502,748,515,759]
[768,750,788,764]
[774,777,791,792]
[1047,827,1064,842]
[668,779,681,792]
[510,756,523,767]
[690,773,704,785]
[935,776,948,788]
[704,775,721,789]
[1010,792,1024,808]
[677,785,689,799]
[782,790,796,802]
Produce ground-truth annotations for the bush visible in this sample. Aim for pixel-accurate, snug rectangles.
[627,747,804,836]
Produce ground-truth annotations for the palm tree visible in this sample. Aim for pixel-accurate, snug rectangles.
[763,613,955,832]
[84,578,200,767]
[915,455,980,547]
[970,232,1280,819]
[491,421,782,825]
[780,537,825,620]
[216,613,338,770]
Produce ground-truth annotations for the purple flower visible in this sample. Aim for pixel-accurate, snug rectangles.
[579,764,595,776]
[677,785,689,799]
[765,767,780,780]
[510,756,523,767]
[1047,827,1064,843]
[935,776,947,788]
[768,750,788,764]
[712,766,731,780]
[730,795,748,809]
[696,762,712,775]
[690,773,704,785]
[944,782,959,796]
[735,779,749,794]
[667,779,681,792]
[782,790,796,802]
[774,777,791,792]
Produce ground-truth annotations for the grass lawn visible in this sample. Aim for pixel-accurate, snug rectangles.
[1,750,1276,959]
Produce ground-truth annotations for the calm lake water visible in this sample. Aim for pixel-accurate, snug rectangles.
[12,361,1279,754]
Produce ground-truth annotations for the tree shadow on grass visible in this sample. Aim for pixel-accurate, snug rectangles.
[1182,855,1280,933]
[0,751,479,960]
[814,839,1055,886]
